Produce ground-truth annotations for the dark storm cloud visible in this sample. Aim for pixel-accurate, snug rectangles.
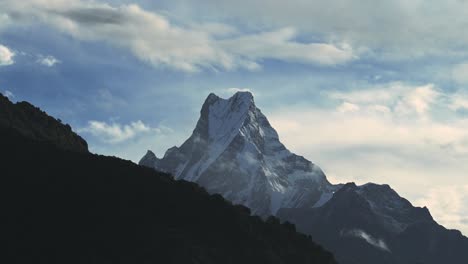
[57,7,125,25]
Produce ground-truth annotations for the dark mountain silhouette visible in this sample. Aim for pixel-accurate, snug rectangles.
[1,95,336,264]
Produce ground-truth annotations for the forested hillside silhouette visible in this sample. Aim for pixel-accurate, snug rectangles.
[1,95,336,264]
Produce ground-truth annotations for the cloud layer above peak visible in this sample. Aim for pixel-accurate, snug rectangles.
[0,0,355,72]
[168,0,468,60]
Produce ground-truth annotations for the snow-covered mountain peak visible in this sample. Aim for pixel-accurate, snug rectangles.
[200,91,256,141]
[202,91,255,113]
[140,92,332,216]
[207,92,256,140]
[139,150,158,168]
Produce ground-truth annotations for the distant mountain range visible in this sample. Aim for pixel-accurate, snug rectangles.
[1,93,337,264]
[141,92,468,264]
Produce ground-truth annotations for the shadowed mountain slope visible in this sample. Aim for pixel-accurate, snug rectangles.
[278,183,468,264]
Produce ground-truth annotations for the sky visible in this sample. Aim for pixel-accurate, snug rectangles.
[1,0,468,235]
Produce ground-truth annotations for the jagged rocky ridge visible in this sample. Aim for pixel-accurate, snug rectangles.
[141,92,468,264]
[2,95,337,264]
[278,183,468,263]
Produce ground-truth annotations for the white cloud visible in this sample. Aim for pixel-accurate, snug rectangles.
[329,84,407,104]
[157,0,468,60]
[37,55,60,67]
[342,229,390,252]
[84,122,180,163]
[3,90,14,99]
[450,97,468,111]
[271,83,468,158]
[368,104,391,114]
[0,13,11,29]
[337,102,360,113]
[415,185,468,234]
[0,44,14,66]
[0,0,355,72]
[445,90,468,111]
[79,120,157,144]
[329,82,439,117]
[219,28,356,66]
[394,84,439,116]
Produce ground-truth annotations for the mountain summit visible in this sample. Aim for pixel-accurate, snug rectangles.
[140,91,335,216]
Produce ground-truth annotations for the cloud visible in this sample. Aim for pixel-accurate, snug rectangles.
[156,0,468,60]
[452,63,468,85]
[342,229,390,252]
[271,82,468,157]
[450,96,468,111]
[0,13,11,29]
[0,0,355,72]
[79,120,157,144]
[83,122,179,163]
[415,185,468,234]
[93,89,128,111]
[191,22,238,37]
[329,82,439,117]
[0,44,14,66]
[337,102,360,113]
[395,85,439,116]
[443,90,468,111]
[2,90,14,99]
[219,27,356,66]
[37,55,60,67]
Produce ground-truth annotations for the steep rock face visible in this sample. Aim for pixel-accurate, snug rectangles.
[140,92,334,216]
[0,94,88,152]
